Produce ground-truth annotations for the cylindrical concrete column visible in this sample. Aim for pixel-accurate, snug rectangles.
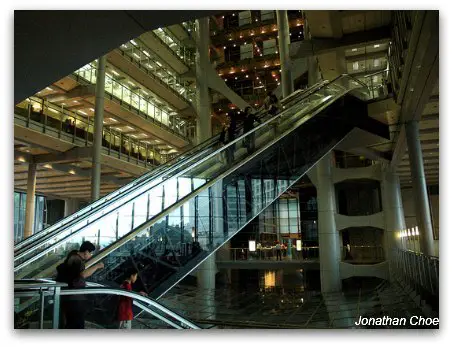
[195,17,212,144]
[316,152,341,293]
[382,169,406,259]
[24,161,37,239]
[91,55,106,201]
[405,120,435,256]
[276,10,294,98]
[196,254,217,320]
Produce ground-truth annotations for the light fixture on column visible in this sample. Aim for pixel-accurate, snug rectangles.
[249,240,256,252]
[296,240,302,251]
[415,226,419,235]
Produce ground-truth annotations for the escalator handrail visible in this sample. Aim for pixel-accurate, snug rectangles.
[14,280,200,329]
[14,79,330,258]
[14,76,362,273]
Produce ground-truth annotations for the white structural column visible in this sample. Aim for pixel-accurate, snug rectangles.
[196,254,217,320]
[24,161,37,239]
[64,199,80,217]
[382,169,406,259]
[303,12,321,87]
[276,10,294,98]
[90,55,106,201]
[195,16,212,144]
[405,120,435,256]
[316,152,341,292]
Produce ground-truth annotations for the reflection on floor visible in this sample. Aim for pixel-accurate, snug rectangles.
[141,269,437,329]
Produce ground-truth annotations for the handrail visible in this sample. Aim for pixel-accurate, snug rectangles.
[14,279,67,289]
[14,280,200,329]
[14,80,330,259]
[363,69,390,79]
[58,288,200,329]
[14,75,361,274]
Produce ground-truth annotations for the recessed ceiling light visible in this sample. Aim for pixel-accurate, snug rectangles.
[374,44,380,48]
[352,48,357,52]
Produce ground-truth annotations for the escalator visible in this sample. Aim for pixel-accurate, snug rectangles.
[14,79,327,256]
[14,75,389,301]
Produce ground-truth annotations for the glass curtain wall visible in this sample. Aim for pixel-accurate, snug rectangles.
[14,192,46,243]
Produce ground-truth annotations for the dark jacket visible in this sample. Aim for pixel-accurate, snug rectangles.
[243,113,261,132]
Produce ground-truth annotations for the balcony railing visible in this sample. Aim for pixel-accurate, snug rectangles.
[221,246,320,262]
[14,97,165,167]
[74,63,191,140]
[152,28,195,67]
[118,39,196,103]
[342,246,385,264]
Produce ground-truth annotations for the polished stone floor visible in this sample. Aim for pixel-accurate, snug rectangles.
[147,269,433,329]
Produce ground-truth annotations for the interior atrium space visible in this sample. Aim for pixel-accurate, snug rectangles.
[12,9,440,331]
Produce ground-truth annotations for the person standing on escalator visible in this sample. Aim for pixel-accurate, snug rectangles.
[226,113,237,165]
[263,92,281,137]
[243,106,261,155]
[56,241,104,329]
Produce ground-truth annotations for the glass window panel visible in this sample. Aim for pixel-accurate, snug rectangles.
[240,43,254,60]
[239,10,251,26]
[263,39,277,56]
[261,10,274,21]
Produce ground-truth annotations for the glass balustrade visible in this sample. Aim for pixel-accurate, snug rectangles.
[74,63,190,139]
[119,40,196,103]
[152,28,195,67]
[14,97,163,167]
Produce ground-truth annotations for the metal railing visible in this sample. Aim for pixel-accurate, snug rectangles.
[14,279,200,329]
[15,97,163,167]
[74,63,190,140]
[151,28,195,67]
[221,245,385,264]
[341,246,385,263]
[389,248,439,299]
[118,38,196,103]
[221,246,319,261]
